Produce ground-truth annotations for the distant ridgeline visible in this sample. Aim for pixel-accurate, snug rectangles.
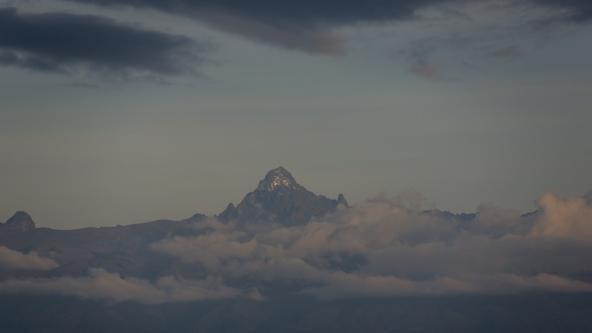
[0,167,349,277]
[1,168,592,333]
[1,166,348,233]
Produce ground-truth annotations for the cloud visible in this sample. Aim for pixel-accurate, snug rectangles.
[3,0,589,74]
[0,268,245,304]
[0,7,205,76]
[66,0,592,25]
[401,46,444,80]
[3,191,591,303]
[0,246,58,271]
[533,0,592,22]
[488,45,521,59]
[64,0,433,54]
[152,192,592,299]
[390,0,581,79]
[530,193,592,240]
[195,11,347,55]
[57,0,592,55]
[68,0,437,25]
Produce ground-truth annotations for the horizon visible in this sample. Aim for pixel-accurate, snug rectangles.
[2,162,591,228]
[2,165,590,230]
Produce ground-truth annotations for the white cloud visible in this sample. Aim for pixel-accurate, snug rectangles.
[0,268,245,304]
[3,191,591,302]
[152,192,592,299]
[531,193,592,240]
[0,246,58,271]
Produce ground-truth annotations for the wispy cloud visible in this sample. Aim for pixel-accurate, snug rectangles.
[0,268,247,304]
[390,0,580,78]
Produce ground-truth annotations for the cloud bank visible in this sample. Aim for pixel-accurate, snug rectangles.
[67,0,592,25]
[61,0,592,54]
[532,193,592,240]
[0,192,591,303]
[0,7,204,76]
[2,0,591,76]
[152,192,592,299]
[0,268,245,304]
[0,246,58,271]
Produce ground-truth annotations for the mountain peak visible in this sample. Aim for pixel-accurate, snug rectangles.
[219,167,346,225]
[3,211,36,232]
[584,190,592,205]
[256,167,303,192]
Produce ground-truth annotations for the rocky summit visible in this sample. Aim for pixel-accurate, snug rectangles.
[219,167,347,225]
[2,211,36,232]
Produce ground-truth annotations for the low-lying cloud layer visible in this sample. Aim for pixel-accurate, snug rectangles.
[0,7,204,76]
[0,191,591,303]
[0,268,244,304]
[150,192,592,299]
[0,246,58,271]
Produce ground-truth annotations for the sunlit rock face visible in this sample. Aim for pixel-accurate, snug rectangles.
[219,167,347,225]
[256,167,304,192]
[2,211,36,232]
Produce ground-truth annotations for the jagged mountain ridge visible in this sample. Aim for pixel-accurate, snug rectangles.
[1,169,591,333]
[218,167,348,225]
[0,167,348,278]
[4,167,588,282]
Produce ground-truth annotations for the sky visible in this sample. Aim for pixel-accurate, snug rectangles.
[1,0,591,229]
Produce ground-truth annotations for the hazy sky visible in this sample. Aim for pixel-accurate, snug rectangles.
[1,0,591,228]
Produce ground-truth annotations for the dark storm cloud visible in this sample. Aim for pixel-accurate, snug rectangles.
[0,7,204,76]
[71,0,440,24]
[534,0,592,21]
[64,0,592,24]
[64,0,450,53]
[66,0,592,24]
[2,1,587,61]
[60,0,592,54]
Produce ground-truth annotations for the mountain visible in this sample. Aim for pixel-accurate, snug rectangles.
[0,213,205,279]
[218,167,348,225]
[1,211,36,232]
[584,190,592,205]
[0,167,347,278]
[0,172,591,333]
